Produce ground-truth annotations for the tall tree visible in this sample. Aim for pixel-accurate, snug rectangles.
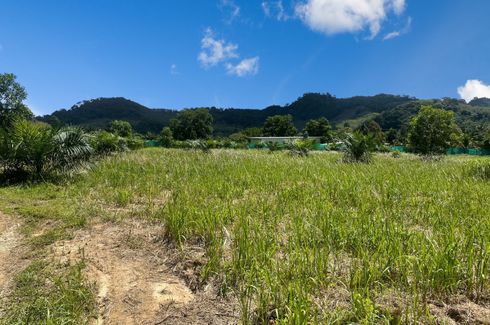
[0,73,33,128]
[262,115,297,137]
[408,106,461,154]
[356,120,385,144]
[303,117,332,141]
[170,109,213,140]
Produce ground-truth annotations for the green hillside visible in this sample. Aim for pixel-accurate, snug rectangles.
[37,94,490,138]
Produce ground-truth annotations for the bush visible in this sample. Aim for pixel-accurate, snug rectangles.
[0,120,92,181]
[289,140,311,157]
[160,127,173,147]
[342,132,376,163]
[126,137,145,150]
[229,132,248,143]
[188,139,210,153]
[92,131,127,155]
[109,120,132,137]
[267,141,282,152]
[391,150,401,159]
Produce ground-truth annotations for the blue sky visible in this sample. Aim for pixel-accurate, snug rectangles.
[1,0,490,115]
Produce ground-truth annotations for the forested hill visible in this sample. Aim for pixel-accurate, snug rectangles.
[38,93,490,136]
[38,94,413,134]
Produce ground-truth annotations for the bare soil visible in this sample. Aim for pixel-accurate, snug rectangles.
[0,212,25,316]
[51,219,239,325]
[429,297,490,325]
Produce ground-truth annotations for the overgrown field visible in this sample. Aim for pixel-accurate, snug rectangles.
[1,149,490,324]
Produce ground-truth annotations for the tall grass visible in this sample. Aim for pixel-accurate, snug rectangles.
[1,149,489,323]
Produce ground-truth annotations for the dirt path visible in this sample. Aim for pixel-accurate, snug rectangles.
[0,212,23,315]
[52,220,238,325]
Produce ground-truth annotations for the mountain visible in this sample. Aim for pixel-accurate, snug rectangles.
[38,93,415,135]
[374,98,490,140]
[469,98,490,107]
[38,98,176,134]
[37,93,489,138]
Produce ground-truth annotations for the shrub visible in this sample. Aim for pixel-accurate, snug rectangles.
[229,132,248,143]
[109,120,132,137]
[92,131,127,155]
[342,132,376,163]
[267,141,281,152]
[160,127,173,147]
[391,150,401,159]
[482,131,490,150]
[188,139,210,153]
[289,140,311,157]
[0,120,92,181]
[126,137,145,150]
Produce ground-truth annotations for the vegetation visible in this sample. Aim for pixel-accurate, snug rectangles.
[342,131,376,163]
[262,114,297,137]
[109,119,133,137]
[169,108,213,140]
[1,261,96,324]
[303,117,332,142]
[1,149,489,324]
[408,106,461,155]
[0,120,92,181]
[1,71,490,324]
[0,73,33,128]
[356,120,385,145]
[160,126,173,147]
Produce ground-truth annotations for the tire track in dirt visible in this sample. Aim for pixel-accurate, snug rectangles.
[52,221,238,325]
[0,212,23,316]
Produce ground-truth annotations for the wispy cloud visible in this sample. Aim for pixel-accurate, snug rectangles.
[198,28,239,68]
[383,16,412,41]
[226,57,260,77]
[170,64,179,75]
[261,1,290,21]
[295,0,407,39]
[219,0,241,24]
[458,80,490,102]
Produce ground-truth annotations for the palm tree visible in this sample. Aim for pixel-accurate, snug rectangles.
[0,120,92,181]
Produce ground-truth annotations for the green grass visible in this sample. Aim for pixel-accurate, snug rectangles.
[1,261,96,324]
[1,148,489,324]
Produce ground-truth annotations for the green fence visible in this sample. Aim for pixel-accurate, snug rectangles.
[144,140,160,148]
[391,146,407,153]
[390,146,490,156]
[247,142,328,151]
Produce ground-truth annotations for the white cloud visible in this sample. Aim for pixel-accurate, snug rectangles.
[198,28,259,77]
[458,80,490,103]
[219,0,241,24]
[383,16,411,40]
[226,57,260,77]
[198,28,238,68]
[392,0,406,15]
[295,0,407,38]
[262,1,290,21]
[383,31,400,40]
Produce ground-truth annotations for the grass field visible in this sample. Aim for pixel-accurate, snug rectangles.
[1,149,490,324]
